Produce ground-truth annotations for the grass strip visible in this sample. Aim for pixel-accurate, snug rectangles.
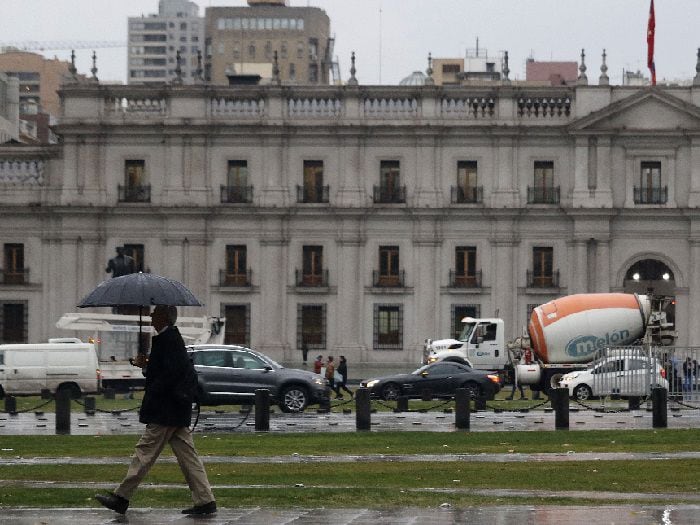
[2,459,699,494]
[1,429,699,458]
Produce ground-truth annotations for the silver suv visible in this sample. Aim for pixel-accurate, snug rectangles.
[187,345,329,412]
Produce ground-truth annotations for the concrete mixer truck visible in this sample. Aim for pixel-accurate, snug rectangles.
[423,293,675,393]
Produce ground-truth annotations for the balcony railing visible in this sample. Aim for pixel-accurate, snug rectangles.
[295,269,329,287]
[633,186,667,205]
[296,185,329,204]
[118,184,151,203]
[372,270,405,288]
[373,185,406,204]
[1,268,29,285]
[527,186,560,204]
[450,185,483,204]
[219,269,252,287]
[526,270,560,288]
[220,185,253,204]
[449,270,482,288]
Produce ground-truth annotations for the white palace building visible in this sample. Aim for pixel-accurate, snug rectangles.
[1,50,700,367]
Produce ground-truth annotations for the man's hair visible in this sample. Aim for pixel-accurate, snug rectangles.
[156,305,178,325]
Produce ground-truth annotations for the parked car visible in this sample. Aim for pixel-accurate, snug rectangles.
[187,345,329,412]
[360,361,501,401]
[560,354,668,401]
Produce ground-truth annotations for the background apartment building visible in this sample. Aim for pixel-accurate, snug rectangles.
[0,50,76,143]
[205,0,333,85]
[0,73,19,144]
[127,0,204,84]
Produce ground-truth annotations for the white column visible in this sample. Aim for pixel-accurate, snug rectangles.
[687,138,700,207]
[595,240,611,292]
[687,240,700,345]
[259,223,289,359]
[567,239,588,294]
[490,135,519,207]
[260,136,289,207]
[595,137,613,207]
[334,231,366,360]
[414,136,440,207]
[336,136,364,207]
[571,136,592,206]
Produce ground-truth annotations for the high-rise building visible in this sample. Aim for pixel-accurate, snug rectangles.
[205,1,332,85]
[127,0,205,85]
[0,72,19,144]
[0,50,77,143]
[525,59,578,86]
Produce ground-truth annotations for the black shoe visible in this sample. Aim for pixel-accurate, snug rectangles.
[182,501,217,515]
[95,492,129,514]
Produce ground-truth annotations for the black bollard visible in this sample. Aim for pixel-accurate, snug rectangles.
[474,394,487,411]
[355,387,371,431]
[628,396,641,411]
[5,395,17,414]
[103,388,115,400]
[254,389,270,432]
[454,388,471,430]
[550,388,569,430]
[651,387,667,428]
[396,396,409,413]
[84,396,96,415]
[55,389,71,435]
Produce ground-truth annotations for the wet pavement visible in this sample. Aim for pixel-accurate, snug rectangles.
[1,403,699,435]
[2,505,700,524]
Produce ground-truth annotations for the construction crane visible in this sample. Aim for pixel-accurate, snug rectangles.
[0,41,126,52]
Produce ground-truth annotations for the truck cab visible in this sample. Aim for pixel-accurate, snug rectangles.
[423,317,509,375]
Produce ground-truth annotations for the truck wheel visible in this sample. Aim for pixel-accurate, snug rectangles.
[573,384,592,401]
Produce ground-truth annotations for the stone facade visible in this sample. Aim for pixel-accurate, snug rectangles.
[0,80,699,368]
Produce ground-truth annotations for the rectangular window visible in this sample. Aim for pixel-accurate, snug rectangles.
[530,161,558,203]
[453,246,477,287]
[3,243,25,284]
[121,160,150,202]
[222,160,251,203]
[289,63,296,80]
[451,304,480,340]
[374,304,402,350]
[300,160,326,203]
[308,63,318,83]
[224,245,248,286]
[302,245,324,286]
[455,161,479,203]
[123,244,145,272]
[375,160,404,203]
[223,304,249,346]
[531,247,554,287]
[636,161,666,204]
[297,304,326,349]
[377,245,401,287]
[1,302,27,343]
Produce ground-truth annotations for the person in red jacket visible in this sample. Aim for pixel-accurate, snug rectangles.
[313,354,324,374]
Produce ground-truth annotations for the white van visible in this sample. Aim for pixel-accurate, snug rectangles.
[0,338,101,398]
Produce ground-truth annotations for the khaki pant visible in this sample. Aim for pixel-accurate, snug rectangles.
[115,424,215,506]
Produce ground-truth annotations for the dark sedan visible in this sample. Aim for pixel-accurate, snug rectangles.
[187,345,330,412]
[360,361,501,401]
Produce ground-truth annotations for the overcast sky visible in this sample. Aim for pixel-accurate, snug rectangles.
[1,0,698,85]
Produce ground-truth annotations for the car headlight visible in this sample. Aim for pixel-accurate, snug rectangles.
[562,372,580,380]
[427,356,438,363]
[365,379,379,388]
[313,377,325,386]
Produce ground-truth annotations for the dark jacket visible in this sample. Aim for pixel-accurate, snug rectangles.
[337,360,347,384]
[139,326,192,427]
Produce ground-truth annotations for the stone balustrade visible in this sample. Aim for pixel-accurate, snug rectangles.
[104,96,167,115]
[210,97,265,118]
[0,159,44,185]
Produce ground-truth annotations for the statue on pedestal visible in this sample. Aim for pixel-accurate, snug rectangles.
[106,246,136,278]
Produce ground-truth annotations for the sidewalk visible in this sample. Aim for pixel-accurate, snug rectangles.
[2,505,700,524]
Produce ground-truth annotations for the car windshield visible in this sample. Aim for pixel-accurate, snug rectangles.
[458,322,477,342]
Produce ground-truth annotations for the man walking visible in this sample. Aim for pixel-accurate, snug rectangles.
[95,305,216,515]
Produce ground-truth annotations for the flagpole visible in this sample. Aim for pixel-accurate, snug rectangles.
[647,0,656,85]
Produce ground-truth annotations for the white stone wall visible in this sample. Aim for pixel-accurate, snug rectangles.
[0,82,699,365]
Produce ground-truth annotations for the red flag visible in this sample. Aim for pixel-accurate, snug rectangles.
[647,0,656,85]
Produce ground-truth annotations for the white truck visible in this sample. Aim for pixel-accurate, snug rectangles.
[424,293,675,393]
[56,312,224,391]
